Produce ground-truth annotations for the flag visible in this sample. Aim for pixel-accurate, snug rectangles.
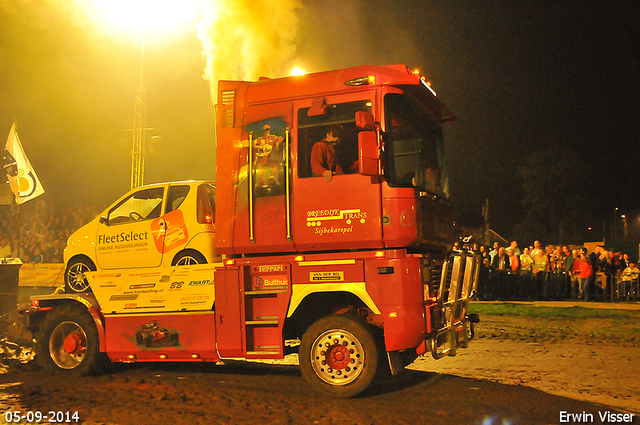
[3,123,45,205]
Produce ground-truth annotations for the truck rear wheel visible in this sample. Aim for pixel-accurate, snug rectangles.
[299,315,379,398]
[36,304,106,375]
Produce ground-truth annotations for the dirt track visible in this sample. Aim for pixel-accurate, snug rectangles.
[1,310,638,425]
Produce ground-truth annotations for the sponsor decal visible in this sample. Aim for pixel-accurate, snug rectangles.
[256,275,288,287]
[258,264,284,272]
[97,232,149,252]
[151,209,189,253]
[169,281,185,291]
[310,271,344,282]
[109,294,139,301]
[189,279,213,286]
[306,208,367,236]
[129,283,156,290]
[99,282,117,288]
[179,294,211,305]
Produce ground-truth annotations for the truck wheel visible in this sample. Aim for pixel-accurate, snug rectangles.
[65,258,96,293]
[36,304,106,375]
[172,251,206,266]
[299,315,379,398]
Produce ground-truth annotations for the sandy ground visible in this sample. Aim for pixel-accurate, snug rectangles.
[415,338,639,414]
[0,302,638,424]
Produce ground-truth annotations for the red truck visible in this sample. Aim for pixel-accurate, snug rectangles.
[26,64,479,398]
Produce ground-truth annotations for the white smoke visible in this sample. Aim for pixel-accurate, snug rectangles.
[196,0,300,103]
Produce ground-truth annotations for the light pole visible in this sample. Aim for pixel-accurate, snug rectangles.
[130,29,154,190]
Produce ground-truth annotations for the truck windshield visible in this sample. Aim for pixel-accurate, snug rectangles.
[384,91,448,197]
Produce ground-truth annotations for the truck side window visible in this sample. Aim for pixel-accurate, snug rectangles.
[297,100,372,178]
[107,187,165,225]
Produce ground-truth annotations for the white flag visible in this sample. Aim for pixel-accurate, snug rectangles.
[3,123,45,205]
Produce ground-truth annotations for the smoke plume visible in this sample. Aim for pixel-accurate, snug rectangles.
[196,0,300,103]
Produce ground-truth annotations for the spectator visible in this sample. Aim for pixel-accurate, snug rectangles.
[509,240,521,257]
[32,247,44,263]
[508,248,520,272]
[532,248,549,300]
[489,242,500,262]
[0,237,12,258]
[577,251,593,301]
[519,247,534,299]
[619,262,640,300]
[531,240,543,257]
[565,249,578,299]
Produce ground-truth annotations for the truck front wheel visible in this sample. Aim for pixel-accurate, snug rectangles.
[299,315,379,398]
[36,304,106,375]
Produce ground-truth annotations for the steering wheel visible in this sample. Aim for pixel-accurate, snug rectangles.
[129,211,143,221]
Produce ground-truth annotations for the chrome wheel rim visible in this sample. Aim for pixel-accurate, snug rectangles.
[176,256,199,265]
[49,321,87,369]
[68,263,91,292]
[309,328,365,386]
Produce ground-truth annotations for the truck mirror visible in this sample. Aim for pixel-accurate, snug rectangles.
[99,216,108,224]
[358,131,381,176]
[355,111,375,130]
[308,97,327,116]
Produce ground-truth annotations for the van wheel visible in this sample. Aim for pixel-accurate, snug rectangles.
[36,304,107,375]
[299,315,379,398]
[172,251,206,266]
[65,258,96,293]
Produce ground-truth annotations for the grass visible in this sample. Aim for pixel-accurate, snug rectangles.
[468,302,640,320]
[467,302,640,345]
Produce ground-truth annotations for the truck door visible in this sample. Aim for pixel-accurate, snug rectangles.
[232,101,295,254]
[292,97,383,251]
[96,185,166,269]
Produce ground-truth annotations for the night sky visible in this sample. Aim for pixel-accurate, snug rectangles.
[1,0,638,239]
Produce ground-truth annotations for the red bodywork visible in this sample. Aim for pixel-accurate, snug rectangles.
[31,65,460,368]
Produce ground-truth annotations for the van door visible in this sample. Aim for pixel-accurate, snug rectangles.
[96,185,166,269]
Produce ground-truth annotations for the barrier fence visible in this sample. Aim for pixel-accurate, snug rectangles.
[477,269,639,302]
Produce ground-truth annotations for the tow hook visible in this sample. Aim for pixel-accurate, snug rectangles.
[466,314,480,339]
[466,313,480,323]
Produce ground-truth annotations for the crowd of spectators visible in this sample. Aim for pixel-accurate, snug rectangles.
[468,240,639,302]
[0,204,97,264]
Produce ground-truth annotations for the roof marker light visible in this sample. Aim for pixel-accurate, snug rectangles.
[344,75,375,86]
[420,78,438,97]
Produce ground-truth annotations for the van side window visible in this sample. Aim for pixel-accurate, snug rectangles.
[197,183,216,225]
[166,185,190,214]
[297,100,372,178]
[107,187,165,225]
